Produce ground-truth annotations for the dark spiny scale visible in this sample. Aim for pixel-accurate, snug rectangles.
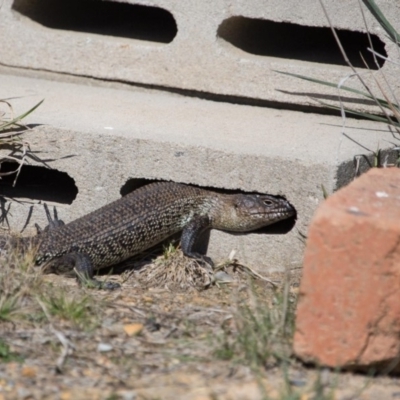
[25,182,295,289]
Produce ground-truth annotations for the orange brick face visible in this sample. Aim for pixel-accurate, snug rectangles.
[294,168,400,373]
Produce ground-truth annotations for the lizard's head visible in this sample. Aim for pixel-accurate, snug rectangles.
[212,193,296,232]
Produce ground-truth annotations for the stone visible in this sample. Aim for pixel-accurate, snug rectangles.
[294,168,400,373]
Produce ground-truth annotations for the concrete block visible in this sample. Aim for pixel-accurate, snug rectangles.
[0,71,396,272]
[294,168,400,373]
[0,0,399,112]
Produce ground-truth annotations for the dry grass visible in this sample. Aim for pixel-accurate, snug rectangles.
[0,244,393,399]
[132,244,215,290]
[0,98,44,235]
[0,99,43,185]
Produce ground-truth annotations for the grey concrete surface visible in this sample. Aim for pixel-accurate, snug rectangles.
[0,0,399,113]
[0,71,395,272]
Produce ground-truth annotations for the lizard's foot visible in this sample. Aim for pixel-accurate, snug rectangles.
[78,277,121,290]
[36,204,66,234]
[73,267,120,290]
[100,280,121,290]
[185,251,214,269]
[199,255,214,270]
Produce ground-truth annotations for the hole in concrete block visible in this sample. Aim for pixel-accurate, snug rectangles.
[120,178,297,235]
[218,17,386,69]
[0,162,78,204]
[12,0,177,44]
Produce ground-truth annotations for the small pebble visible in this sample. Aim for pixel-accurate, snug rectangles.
[214,271,234,283]
[97,343,113,352]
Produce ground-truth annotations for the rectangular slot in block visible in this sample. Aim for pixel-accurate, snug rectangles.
[218,16,386,69]
[12,0,177,43]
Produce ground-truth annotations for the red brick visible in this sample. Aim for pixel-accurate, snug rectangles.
[294,168,400,373]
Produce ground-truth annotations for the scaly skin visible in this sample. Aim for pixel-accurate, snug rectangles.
[10,182,297,289]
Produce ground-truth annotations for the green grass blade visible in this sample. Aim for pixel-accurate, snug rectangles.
[321,184,329,199]
[274,71,397,111]
[275,70,371,96]
[361,0,400,44]
[316,99,400,126]
[0,99,44,131]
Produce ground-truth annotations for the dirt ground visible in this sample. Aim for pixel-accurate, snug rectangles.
[1,250,400,400]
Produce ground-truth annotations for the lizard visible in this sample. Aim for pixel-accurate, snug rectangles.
[4,182,296,289]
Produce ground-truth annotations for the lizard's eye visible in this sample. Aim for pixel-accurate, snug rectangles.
[263,199,274,206]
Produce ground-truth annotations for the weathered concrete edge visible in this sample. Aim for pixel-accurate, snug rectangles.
[2,125,317,272]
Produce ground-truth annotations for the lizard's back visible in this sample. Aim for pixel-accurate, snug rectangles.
[37,182,216,268]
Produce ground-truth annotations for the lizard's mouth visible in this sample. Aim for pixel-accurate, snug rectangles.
[250,208,295,217]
